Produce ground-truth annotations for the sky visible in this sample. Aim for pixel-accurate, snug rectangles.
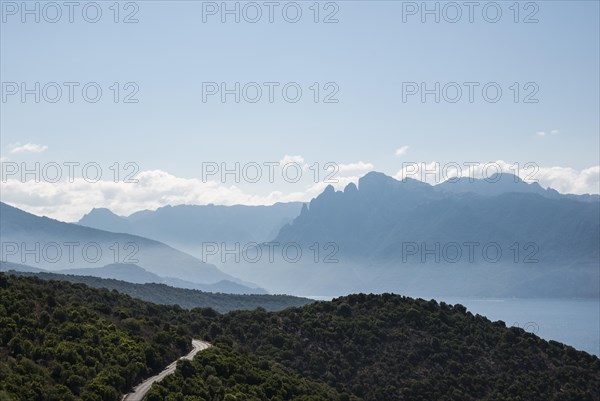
[1,0,599,221]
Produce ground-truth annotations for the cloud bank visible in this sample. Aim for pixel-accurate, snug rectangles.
[1,159,597,222]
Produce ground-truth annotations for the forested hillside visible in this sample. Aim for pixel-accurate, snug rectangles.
[0,274,193,401]
[5,270,312,313]
[208,294,600,400]
[1,274,598,401]
[145,346,355,401]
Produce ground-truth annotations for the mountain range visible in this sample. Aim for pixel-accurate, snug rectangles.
[0,202,263,294]
[435,172,599,201]
[78,202,302,261]
[223,172,600,297]
[0,261,267,294]
[3,172,598,298]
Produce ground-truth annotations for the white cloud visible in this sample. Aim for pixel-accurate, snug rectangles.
[536,130,559,137]
[279,155,305,166]
[0,160,372,222]
[535,165,599,194]
[395,146,410,156]
[1,170,278,222]
[277,154,311,174]
[277,154,373,176]
[9,142,48,154]
[338,161,374,173]
[3,161,597,223]
[394,160,600,195]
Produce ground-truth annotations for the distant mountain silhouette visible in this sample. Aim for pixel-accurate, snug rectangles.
[223,172,599,297]
[0,260,265,294]
[78,203,302,261]
[161,277,267,294]
[78,207,133,233]
[277,172,599,261]
[59,263,164,284]
[4,172,598,298]
[435,173,599,201]
[59,263,266,294]
[0,261,46,273]
[0,202,242,286]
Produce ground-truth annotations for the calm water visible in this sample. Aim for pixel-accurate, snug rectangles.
[441,298,600,356]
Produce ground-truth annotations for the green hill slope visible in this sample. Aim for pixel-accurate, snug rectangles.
[145,346,354,401]
[4,270,312,313]
[1,274,599,401]
[0,274,193,401]
[210,294,600,401]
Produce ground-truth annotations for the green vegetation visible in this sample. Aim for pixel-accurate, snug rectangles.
[1,273,599,401]
[7,270,313,313]
[211,294,600,400]
[146,346,356,401]
[0,274,193,401]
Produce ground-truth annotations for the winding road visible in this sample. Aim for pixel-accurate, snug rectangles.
[122,339,211,401]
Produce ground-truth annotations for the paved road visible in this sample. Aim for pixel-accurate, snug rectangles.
[122,339,211,401]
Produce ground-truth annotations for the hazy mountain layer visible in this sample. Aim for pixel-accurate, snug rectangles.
[0,202,237,286]
[222,172,599,297]
[78,203,303,261]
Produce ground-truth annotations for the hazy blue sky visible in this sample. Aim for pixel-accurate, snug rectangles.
[1,1,599,220]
